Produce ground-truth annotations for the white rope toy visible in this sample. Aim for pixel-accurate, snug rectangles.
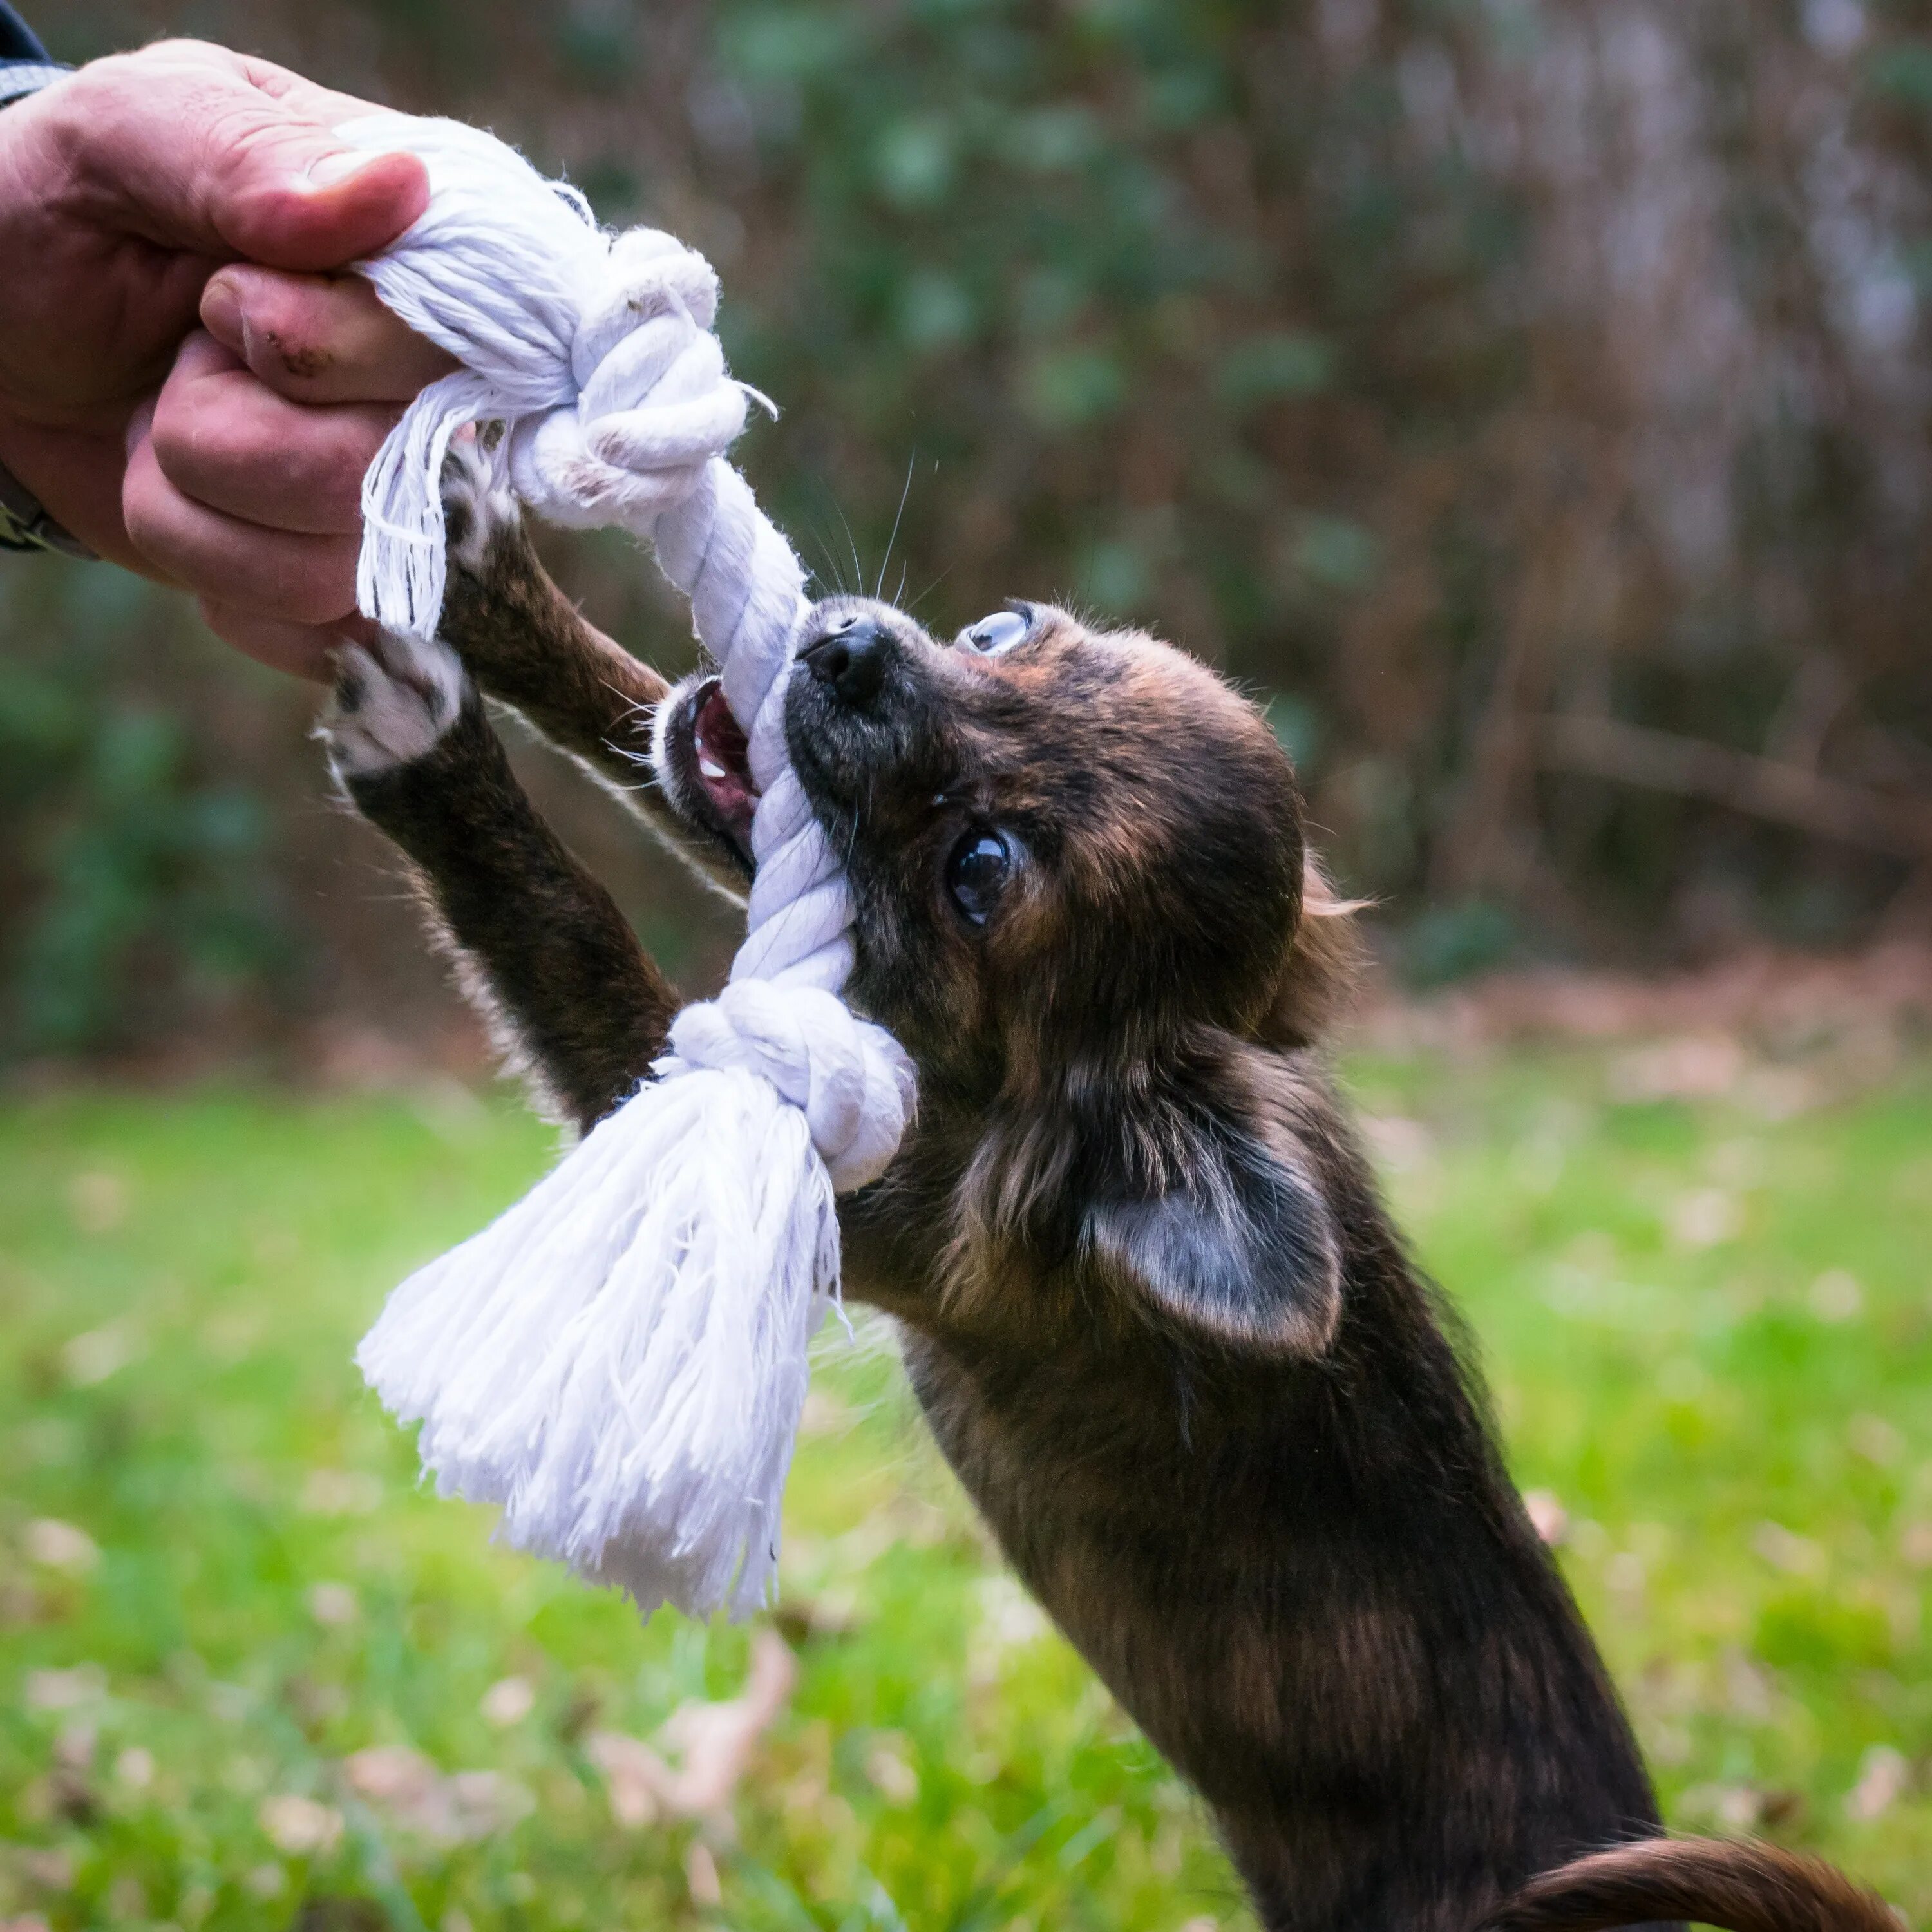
[340,113,915,1619]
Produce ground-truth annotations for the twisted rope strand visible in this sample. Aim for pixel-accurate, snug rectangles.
[345,111,913,1188]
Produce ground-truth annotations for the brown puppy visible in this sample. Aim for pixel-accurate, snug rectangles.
[321,477,1894,1932]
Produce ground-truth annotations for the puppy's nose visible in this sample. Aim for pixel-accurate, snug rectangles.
[799,614,889,708]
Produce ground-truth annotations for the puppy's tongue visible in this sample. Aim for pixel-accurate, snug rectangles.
[693,680,759,845]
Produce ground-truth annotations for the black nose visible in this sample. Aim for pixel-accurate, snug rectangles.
[799,614,889,708]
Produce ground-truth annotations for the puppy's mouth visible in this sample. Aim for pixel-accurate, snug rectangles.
[656,674,760,878]
[690,679,759,846]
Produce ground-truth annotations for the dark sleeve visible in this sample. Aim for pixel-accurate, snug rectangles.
[0,5,89,560]
[0,5,47,62]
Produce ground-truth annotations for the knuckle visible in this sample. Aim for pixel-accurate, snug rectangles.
[121,496,184,573]
[77,41,223,104]
[150,390,254,488]
[120,450,169,535]
[131,37,229,62]
[146,388,202,469]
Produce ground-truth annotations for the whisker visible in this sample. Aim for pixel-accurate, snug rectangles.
[829,491,866,603]
[876,448,917,601]
[600,676,660,726]
[905,562,956,618]
[799,513,848,598]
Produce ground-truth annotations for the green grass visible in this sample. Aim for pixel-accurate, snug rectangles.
[0,1046,1927,1931]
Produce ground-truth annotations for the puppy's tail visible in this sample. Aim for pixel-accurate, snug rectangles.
[1479,1837,1897,1932]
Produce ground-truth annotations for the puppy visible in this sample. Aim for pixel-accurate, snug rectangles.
[322,474,1893,1932]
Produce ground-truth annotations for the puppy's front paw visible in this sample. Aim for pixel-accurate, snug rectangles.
[442,430,522,581]
[322,631,469,780]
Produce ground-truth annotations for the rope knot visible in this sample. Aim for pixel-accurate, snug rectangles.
[667,983,916,1193]
[343,114,756,634]
[509,227,753,534]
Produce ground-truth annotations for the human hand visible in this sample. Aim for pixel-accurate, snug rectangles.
[131,266,457,676]
[0,40,455,675]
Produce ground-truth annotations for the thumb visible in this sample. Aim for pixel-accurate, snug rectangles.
[194,131,431,273]
[71,47,431,270]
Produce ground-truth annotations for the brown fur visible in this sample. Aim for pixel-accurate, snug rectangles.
[336,505,1899,1932]
[1481,1838,1897,1932]
[344,685,676,1132]
[439,484,744,898]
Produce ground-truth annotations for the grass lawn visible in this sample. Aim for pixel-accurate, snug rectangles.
[1,1044,1928,1931]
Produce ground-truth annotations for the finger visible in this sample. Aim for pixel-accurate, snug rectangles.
[201,267,457,405]
[149,331,395,533]
[124,414,361,627]
[196,597,359,682]
[55,42,431,271]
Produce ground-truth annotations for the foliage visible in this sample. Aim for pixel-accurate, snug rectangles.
[4,0,1932,1056]
[0,1046,1927,1929]
[0,563,294,1057]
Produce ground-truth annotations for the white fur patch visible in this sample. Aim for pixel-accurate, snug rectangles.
[444,431,522,577]
[323,632,468,779]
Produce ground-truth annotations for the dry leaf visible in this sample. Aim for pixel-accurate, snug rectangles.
[1846,1746,1911,1822]
[23,1665,105,1712]
[1522,1490,1568,1546]
[480,1677,535,1727]
[308,1583,359,1627]
[342,1745,529,1844]
[259,1794,344,1857]
[587,1627,797,1828]
[299,1471,384,1517]
[1752,1522,1825,1577]
[24,1520,98,1574]
[684,1842,723,1907]
[866,1736,919,1805]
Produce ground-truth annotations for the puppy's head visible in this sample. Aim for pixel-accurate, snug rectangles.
[656,596,1358,1357]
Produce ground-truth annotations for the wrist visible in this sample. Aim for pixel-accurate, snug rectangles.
[0,410,113,562]
[0,0,66,105]
[0,453,91,556]
[0,61,62,109]
[0,49,86,556]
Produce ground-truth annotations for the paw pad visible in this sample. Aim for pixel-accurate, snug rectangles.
[442,431,521,575]
[321,633,469,779]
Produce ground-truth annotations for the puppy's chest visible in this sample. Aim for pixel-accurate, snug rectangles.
[895,1334,1394,1797]
[897,1330,1238,1589]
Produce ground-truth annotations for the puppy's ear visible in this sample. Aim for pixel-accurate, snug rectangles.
[1084,1078,1343,1359]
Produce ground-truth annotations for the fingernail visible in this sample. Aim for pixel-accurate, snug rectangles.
[304,148,381,191]
[200,273,243,349]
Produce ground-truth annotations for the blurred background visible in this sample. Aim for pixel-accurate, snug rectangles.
[3,6,1930,1932]
[6,0,1932,1067]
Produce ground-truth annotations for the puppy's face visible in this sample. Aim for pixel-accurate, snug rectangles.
[786,599,1306,1074]
[657,598,1345,1358]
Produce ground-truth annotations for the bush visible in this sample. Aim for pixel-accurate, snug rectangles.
[6,0,1931,1053]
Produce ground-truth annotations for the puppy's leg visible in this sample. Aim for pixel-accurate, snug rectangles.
[434,446,692,825]
[435,445,752,897]
[325,630,676,1134]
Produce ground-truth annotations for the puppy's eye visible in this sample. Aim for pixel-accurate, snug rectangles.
[946,828,1013,926]
[961,607,1030,655]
